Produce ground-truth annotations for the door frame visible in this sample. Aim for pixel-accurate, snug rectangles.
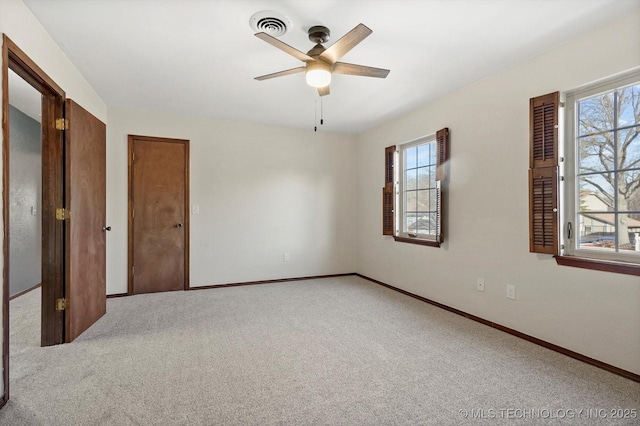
[127,135,190,295]
[2,35,66,406]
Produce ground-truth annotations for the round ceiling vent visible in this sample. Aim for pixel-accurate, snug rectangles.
[249,10,292,37]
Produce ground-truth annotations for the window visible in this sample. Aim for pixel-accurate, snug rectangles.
[383,128,449,246]
[399,135,440,238]
[563,71,640,266]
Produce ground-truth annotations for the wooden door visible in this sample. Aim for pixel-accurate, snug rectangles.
[64,99,107,343]
[129,136,189,294]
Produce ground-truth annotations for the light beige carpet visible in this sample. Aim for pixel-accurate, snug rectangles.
[1,276,638,425]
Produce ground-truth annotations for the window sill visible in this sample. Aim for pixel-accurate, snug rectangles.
[555,255,640,276]
[394,236,441,247]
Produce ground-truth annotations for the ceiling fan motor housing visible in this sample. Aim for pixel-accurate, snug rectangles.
[308,26,330,44]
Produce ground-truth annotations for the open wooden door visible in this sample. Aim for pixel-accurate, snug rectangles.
[64,99,107,342]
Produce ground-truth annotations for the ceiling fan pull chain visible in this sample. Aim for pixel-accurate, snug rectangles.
[321,97,324,125]
[314,99,318,132]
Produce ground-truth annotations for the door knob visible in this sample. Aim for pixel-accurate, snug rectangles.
[102,226,111,231]
[176,223,183,228]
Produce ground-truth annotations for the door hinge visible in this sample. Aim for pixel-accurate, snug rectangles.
[55,118,69,130]
[132,153,135,162]
[132,209,135,219]
[132,265,135,275]
[56,298,67,311]
[55,208,70,221]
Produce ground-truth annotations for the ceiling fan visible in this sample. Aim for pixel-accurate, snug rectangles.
[254,23,390,96]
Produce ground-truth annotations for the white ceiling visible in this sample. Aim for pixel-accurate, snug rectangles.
[22,0,640,134]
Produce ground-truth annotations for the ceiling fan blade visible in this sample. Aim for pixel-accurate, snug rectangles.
[255,67,305,81]
[317,85,330,97]
[320,23,372,64]
[333,62,390,78]
[255,32,315,62]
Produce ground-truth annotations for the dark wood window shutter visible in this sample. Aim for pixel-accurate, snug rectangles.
[436,128,449,182]
[530,92,559,168]
[435,128,449,242]
[529,92,559,254]
[383,145,395,235]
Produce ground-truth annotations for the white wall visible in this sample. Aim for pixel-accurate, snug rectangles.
[106,108,357,294]
[0,0,107,398]
[9,105,41,297]
[356,10,640,375]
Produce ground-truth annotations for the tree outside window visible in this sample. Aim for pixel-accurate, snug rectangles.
[577,83,640,252]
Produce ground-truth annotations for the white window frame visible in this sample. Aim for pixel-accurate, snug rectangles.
[395,134,441,242]
[562,69,640,264]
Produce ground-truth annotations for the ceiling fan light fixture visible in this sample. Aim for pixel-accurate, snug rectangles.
[305,61,331,88]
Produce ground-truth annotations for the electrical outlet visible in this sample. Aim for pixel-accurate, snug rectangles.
[192,204,200,215]
[506,284,516,300]
[476,278,485,292]
[283,252,290,262]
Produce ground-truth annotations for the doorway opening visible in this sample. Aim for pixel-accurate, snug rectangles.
[2,34,66,405]
[8,67,42,302]
[7,66,44,393]
[2,35,108,408]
